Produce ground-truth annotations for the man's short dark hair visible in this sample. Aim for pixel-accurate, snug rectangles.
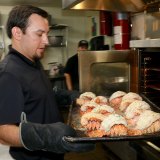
[6,5,49,39]
[78,40,88,48]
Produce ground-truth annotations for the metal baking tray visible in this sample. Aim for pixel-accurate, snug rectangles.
[64,99,160,143]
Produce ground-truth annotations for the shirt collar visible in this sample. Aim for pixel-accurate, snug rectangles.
[8,45,41,68]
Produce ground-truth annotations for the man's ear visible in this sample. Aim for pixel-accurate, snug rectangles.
[11,26,22,40]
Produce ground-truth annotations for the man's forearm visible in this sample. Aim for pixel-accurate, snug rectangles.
[64,73,73,90]
[0,125,22,147]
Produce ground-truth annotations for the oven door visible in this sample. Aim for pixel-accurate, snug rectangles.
[130,140,160,160]
[78,50,130,96]
[130,48,160,107]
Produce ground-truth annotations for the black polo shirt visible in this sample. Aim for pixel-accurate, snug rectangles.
[0,47,64,160]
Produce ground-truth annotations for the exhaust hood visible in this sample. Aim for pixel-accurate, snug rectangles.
[62,0,160,12]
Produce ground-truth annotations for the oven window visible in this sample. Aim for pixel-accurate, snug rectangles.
[90,62,129,96]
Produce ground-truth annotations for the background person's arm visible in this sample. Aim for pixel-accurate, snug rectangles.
[64,73,73,90]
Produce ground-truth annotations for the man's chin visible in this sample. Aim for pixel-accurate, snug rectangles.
[34,53,44,60]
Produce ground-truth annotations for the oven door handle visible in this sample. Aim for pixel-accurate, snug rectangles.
[146,141,160,152]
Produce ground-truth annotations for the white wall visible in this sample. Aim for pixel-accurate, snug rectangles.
[0,2,99,69]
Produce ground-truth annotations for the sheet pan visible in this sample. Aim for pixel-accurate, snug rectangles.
[64,100,160,143]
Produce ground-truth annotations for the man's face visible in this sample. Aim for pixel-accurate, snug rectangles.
[77,46,88,51]
[19,14,49,61]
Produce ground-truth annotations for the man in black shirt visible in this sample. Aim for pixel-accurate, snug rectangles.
[64,40,88,91]
[0,5,94,160]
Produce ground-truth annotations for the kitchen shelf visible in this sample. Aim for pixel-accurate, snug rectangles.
[130,39,160,48]
[0,25,5,60]
[48,24,69,65]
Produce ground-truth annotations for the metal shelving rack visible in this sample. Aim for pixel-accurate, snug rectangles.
[0,25,5,60]
[48,24,68,65]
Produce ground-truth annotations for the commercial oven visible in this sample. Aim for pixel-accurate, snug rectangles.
[78,46,160,160]
[103,45,160,160]
[128,47,160,160]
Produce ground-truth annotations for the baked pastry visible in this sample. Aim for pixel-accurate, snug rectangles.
[79,92,96,100]
[81,112,106,137]
[122,92,142,101]
[119,98,136,112]
[80,101,99,115]
[109,91,126,109]
[100,114,128,136]
[76,92,96,106]
[124,100,151,127]
[91,104,115,116]
[91,96,108,105]
[128,110,160,135]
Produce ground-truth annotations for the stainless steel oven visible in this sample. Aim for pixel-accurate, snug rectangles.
[78,50,130,96]
[130,48,160,107]
[78,46,160,160]
[126,41,160,160]
[97,47,160,160]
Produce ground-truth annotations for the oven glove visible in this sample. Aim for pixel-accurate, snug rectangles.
[19,121,95,153]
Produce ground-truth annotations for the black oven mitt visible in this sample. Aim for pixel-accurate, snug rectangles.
[19,121,95,153]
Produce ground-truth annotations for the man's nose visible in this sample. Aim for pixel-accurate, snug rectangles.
[43,35,49,45]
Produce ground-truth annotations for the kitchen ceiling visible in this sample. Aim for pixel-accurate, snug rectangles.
[0,0,61,7]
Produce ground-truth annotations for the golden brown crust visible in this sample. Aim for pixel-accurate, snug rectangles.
[103,124,128,136]
[128,119,160,136]
[86,124,128,137]
[76,98,90,106]
[87,130,106,137]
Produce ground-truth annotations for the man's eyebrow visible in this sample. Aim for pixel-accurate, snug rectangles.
[36,29,45,33]
[35,29,49,34]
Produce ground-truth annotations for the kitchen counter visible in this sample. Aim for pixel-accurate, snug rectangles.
[130,39,160,48]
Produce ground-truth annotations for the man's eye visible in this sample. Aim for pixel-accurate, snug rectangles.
[37,34,43,37]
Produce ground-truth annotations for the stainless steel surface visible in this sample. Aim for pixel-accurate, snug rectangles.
[78,50,130,96]
[130,39,160,48]
[130,48,160,107]
[0,0,60,6]
[62,0,146,12]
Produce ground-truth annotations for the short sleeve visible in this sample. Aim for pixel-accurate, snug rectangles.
[0,72,24,124]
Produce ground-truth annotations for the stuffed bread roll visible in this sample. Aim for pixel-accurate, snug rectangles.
[91,96,108,105]
[76,92,96,106]
[124,100,151,127]
[80,101,100,115]
[119,98,137,112]
[122,92,142,101]
[109,91,126,109]
[81,112,106,137]
[100,114,128,136]
[128,110,160,135]
[91,105,115,116]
